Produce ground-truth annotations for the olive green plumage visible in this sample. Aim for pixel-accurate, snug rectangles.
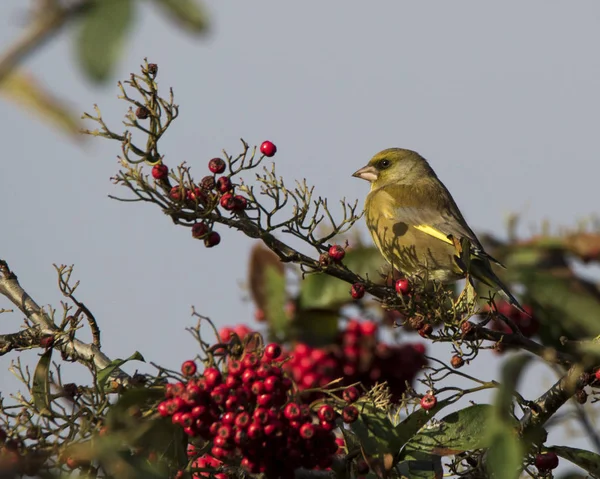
[353,148,524,312]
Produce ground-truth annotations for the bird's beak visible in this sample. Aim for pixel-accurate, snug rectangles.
[352,165,379,182]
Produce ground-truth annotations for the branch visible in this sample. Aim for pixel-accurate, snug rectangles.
[521,364,592,433]
[0,327,42,355]
[0,0,90,82]
[0,260,129,382]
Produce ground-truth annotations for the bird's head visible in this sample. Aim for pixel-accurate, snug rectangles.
[352,148,434,188]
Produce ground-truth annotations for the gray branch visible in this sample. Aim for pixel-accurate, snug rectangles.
[0,260,129,382]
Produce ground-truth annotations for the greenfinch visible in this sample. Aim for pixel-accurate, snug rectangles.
[353,148,525,312]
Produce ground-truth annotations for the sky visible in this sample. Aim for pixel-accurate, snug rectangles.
[1,1,599,475]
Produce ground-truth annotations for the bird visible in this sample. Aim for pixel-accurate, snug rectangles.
[352,147,525,313]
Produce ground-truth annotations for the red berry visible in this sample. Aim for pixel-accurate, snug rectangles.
[247,422,263,440]
[251,380,265,396]
[342,386,360,403]
[328,244,345,262]
[181,360,197,377]
[342,405,359,423]
[221,412,236,425]
[152,164,169,180]
[204,231,221,248]
[216,176,233,194]
[191,222,209,239]
[242,369,256,385]
[204,367,222,388]
[264,376,281,393]
[157,401,170,417]
[350,283,365,299]
[284,402,301,421]
[317,404,336,423]
[186,187,206,203]
[235,412,251,429]
[210,385,229,405]
[257,393,273,407]
[395,278,410,295]
[217,424,233,439]
[299,423,315,439]
[228,359,243,376]
[169,186,184,202]
[359,320,377,336]
[420,394,437,411]
[220,193,236,210]
[233,195,247,211]
[260,140,277,157]
[264,343,282,360]
[209,158,226,174]
[595,369,600,382]
[535,452,559,471]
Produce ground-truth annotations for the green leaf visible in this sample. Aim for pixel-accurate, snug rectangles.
[353,398,453,461]
[548,446,600,478]
[299,246,386,310]
[396,451,443,479]
[403,405,501,457]
[486,418,524,479]
[392,397,454,463]
[485,355,529,479]
[105,387,164,433]
[153,0,209,33]
[97,351,145,393]
[0,71,84,139]
[136,417,188,470]
[77,0,134,83]
[350,404,403,457]
[496,354,531,413]
[31,349,52,416]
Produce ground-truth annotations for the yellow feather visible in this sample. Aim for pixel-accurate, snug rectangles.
[413,225,454,245]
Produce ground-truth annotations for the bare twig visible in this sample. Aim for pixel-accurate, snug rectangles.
[0,260,128,383]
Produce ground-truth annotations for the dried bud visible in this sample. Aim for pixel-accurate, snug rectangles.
[135,106,150,120]
[26,426,40,440]
[131,373,147,386]
[579,372,592,386]
[460,321,475,336]
[576,389,588,404]
[39,335,54,349]
[408,316,425,331]
[63,383,78,398]
[418,324,433,338]
[319,253,332,267]
[200,175,216,190]
[147,63,158,76]
[451,355,464,369]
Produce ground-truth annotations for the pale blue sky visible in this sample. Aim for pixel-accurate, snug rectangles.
[1,1,599,474]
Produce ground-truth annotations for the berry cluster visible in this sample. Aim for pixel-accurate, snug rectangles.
[150,141,277,249]
[160,345,341,477]
[244,319,426,402]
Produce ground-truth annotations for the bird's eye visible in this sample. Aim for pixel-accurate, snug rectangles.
[377,159,391,170]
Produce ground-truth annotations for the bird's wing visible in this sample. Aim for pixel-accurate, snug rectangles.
[377,183,504,266]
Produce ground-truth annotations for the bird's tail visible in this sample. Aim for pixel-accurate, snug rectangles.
[469,258,527,314]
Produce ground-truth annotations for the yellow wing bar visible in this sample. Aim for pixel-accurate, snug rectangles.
[413,225,454,245]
